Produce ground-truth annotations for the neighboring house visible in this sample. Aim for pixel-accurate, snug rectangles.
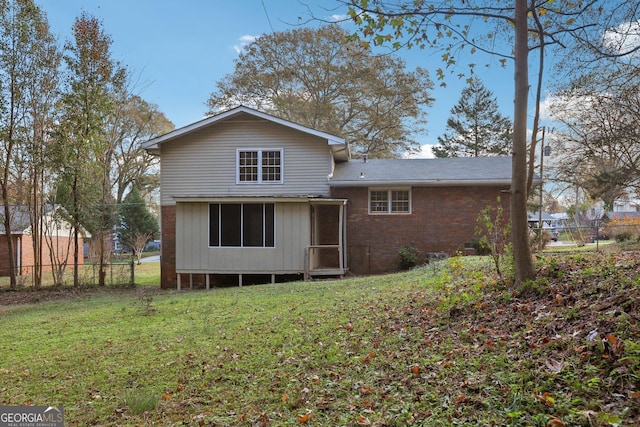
[609,198,640,220]
[612,198,640,213]
[142,106,513,289]
[528,211,560,230]
[0,205,85,277]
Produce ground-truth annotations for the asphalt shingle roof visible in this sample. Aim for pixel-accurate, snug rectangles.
[0,206,32,234]
[330,156,513,186]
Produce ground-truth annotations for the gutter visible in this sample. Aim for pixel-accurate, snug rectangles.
[328,179,515,187]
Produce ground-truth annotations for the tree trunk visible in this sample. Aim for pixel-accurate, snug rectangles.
[512,0,536,284]
[98,230,106,286]
[73,173,79,287]
[1,200,17,289]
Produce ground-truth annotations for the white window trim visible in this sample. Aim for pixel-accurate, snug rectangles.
[236,148,284,184]
[368,188,412,215]
[208,203,277,248]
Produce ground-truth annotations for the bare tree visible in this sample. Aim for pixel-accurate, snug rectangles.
[106,93,173,205]
[0,0,59,288]
[54,13,122,286]
[547,70,640,210]
[344,0,635,284]
[208,25,434,158]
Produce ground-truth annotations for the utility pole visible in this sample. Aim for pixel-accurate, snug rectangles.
[538,127,547,229]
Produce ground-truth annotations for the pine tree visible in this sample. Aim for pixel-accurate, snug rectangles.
[432,77,512,158]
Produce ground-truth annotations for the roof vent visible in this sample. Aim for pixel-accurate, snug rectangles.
[363,154,367,163]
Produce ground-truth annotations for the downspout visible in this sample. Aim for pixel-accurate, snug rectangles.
[16,236,21,274]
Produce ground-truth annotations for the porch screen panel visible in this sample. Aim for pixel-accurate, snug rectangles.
[209,204,220,246]
[221,204,241,246]
[209,203,275,248]
[265,203,275,247]
[243,204,264,247]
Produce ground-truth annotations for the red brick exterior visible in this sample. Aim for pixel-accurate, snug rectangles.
[159,187,510,287]
[0,233,83,276]
[331,185,510,274]
[0,235,19,276]
[160,205,177,289]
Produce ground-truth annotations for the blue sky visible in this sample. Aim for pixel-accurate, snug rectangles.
[39,0,519,157]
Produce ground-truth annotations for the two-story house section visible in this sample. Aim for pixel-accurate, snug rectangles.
[142,106,350,289]
[144,105,517,290]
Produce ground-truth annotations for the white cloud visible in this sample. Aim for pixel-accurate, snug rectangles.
[233,34,258,54]
[406,144,435,159]
[539,94,556,121]
[603,20,640,57]
[540,92,598,123]
[330,14,349,22]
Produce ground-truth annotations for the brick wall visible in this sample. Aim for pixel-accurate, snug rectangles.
[158,188,509,286]
[331,185,510,274]
[160,205,177,289]
[0,233,84,276]
[0,235,18,275]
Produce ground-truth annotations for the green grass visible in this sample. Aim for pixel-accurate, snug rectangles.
[0,254,638,426]
[132,261,160,286]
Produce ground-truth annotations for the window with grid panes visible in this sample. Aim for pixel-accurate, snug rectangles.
[369,190,389,213]
[261,150,281,182]
[391,190,410,213]
[238,151,259,182]
[369,189,411,214]
[237,149,282,183]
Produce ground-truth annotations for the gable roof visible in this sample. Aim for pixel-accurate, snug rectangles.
[142,105,349,161]
[330,156,514,186]
[528,211,557,222]
[0,205,88,237]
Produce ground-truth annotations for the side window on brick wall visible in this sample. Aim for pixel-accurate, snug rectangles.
[368,188,411,214]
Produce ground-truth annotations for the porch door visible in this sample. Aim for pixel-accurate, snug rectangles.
[309,202,346,274]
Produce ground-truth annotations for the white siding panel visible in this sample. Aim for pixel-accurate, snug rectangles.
[160,117,333,206]
[176,203,208,270]
[175,202,311,273]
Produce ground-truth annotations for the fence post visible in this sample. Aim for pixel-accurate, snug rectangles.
[130,258,135,286]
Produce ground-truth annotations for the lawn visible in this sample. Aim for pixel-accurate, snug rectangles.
[0,253,638,426]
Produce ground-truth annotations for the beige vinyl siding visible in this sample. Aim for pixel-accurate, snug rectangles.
[160,116,333,206]
[175,202,310,273]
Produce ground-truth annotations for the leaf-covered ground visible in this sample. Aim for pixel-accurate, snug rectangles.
[354,251,640,426]
[0,251,638,426]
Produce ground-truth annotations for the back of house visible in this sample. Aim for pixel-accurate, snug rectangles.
[143,106,512,289]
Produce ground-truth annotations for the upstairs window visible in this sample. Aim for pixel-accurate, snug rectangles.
[369,189,411,214]
[237,149,282,183]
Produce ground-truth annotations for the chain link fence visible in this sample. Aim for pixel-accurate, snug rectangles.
[0,261,135,289]
[533,221,638,251]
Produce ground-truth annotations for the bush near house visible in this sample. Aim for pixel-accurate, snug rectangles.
[603,217,640,242]
[397,243,420,270]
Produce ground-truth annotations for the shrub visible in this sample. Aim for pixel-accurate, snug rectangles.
[614,231,633,243]
[475,197,512,285]
[530,228,551,251]
[603,217,640,241]
[398,243,420,270]
[470,237,491,255]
